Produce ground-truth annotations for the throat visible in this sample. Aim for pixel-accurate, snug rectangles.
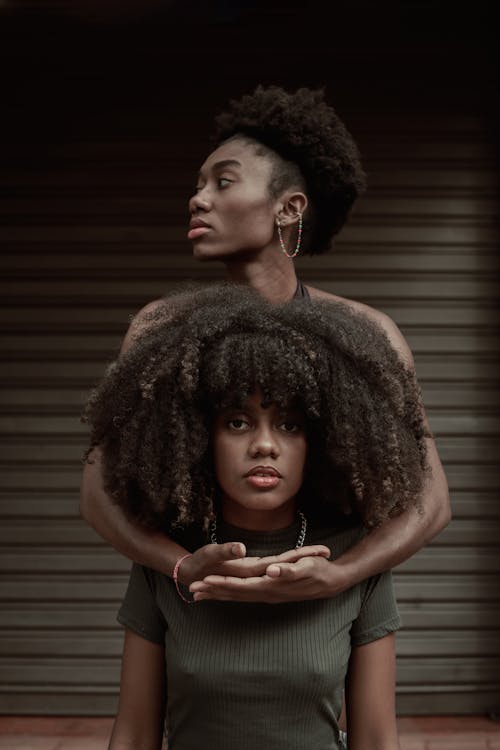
[224,256,298,303]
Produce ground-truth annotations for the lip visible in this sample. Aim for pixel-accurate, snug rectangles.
[244,466,282,478]
[189,217,211,230]
[187,217,212,241]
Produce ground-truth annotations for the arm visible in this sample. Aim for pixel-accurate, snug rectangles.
[108,629,166,750]
[345,633,400,750]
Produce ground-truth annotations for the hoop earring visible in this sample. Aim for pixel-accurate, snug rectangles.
[277,213,302,259]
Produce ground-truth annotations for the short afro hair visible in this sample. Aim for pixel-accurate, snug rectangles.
[212,85,366,255]
[83,283,428,535]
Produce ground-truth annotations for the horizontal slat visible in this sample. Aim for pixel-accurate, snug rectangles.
[2,551,130,573]
[0,692,119,714]
[394,575,500,602]
[396,691,500,715]
[398,602,500,629]
[0,603,120,630]
[0,659,121,685]
[396,658,500,684]
[0,633,123,657]
[0,577,128,601]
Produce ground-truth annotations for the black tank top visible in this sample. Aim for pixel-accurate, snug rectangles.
[293,279,311,300]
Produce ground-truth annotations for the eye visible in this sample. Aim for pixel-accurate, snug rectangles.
[278,421,302,434]
[227,417,249,431]
[217,177,233,189]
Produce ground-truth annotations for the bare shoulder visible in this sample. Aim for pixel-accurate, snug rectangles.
[120,297,168,355]
[306,285,414,366]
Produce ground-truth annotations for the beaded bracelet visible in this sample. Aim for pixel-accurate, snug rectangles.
[173,553,195,604]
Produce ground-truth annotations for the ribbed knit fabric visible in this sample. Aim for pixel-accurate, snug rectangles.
[118,520,401,750]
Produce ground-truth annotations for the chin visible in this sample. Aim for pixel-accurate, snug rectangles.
[192,244,225,262]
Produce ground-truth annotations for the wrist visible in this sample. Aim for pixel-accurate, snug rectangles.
[173,553,195,603]
[325,558,355,596]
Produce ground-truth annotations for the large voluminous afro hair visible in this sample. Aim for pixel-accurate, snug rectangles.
[212,85,367,255]
[83,283,428,533]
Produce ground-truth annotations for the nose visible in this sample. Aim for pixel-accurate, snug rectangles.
[189,186,211,215]
[249,425,279,459]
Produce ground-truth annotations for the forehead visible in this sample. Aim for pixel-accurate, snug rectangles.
[200,138,273,182]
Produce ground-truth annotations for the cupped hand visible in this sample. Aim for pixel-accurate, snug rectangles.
[176,541,247,585]
[189,548,347,604]
[178,542,330,586]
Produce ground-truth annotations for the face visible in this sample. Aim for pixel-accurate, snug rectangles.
[212,391,307,530]
[188,139,279,261]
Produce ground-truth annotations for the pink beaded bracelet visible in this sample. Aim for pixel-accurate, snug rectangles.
[173,553,194,604]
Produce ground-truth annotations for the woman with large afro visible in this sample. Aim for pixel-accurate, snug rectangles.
[80,84,449,604]
[84,283,428,750]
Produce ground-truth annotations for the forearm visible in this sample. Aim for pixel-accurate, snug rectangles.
[109,734,163,750]
[108,720,164,750]
[80,448,186,577]
[332,440,450,592]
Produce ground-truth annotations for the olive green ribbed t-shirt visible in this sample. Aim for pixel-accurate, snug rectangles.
[118,519,401,750]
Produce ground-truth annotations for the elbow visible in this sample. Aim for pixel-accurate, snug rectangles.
[79,481,95,528]
[79,446,102,528]
[79,460,98,528]
[422,486,451,543]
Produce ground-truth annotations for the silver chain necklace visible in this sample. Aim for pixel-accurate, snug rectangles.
[209,511,307,550]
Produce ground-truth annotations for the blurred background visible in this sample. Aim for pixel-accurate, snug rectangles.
[0,0,499,718]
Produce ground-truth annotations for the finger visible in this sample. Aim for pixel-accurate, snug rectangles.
[265,558,314,579]
[205,541,246,562]
[270,545,331,563]
[213,556,270,578]
[190,574,266,592]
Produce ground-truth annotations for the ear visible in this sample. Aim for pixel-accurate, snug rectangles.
[276,190,308,227]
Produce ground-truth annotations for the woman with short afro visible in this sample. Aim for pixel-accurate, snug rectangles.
[80,83,449,606]
[84,283,427,750]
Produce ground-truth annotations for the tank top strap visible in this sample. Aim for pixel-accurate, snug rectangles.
[293,279,311,301]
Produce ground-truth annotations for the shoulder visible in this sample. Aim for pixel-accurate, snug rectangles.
[305,284,414,367]
[120,297,169,355]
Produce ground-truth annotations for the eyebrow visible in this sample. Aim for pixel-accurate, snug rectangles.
[198,159,242,178]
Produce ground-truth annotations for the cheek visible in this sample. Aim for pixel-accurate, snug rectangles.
[213,435,238,480]
[228,198,274,234]
[290,439,308,483]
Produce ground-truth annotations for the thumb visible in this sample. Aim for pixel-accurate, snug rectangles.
[209,541,246,561]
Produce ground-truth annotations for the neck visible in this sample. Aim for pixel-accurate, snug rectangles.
[221,499,297,532]
[223,249,299,304]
